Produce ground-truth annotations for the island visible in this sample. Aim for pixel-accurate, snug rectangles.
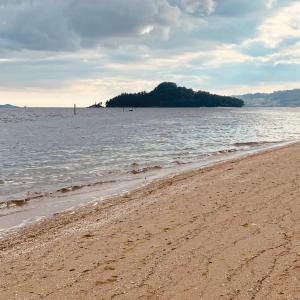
[106,82,244,107]
[88,102,104,108]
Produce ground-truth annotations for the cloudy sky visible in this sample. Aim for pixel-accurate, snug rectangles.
[0,0,300,107]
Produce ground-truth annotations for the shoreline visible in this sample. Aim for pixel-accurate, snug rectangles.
[0,139,294,237]
[0,141,298,243]
[1,142,300,299]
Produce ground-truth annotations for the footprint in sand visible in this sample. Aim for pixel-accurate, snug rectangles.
[96,276,119,285]
[104,266,116,271]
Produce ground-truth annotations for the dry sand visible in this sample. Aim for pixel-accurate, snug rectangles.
[0,143,299,300]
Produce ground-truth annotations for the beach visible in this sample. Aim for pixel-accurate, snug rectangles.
[0,142,299,299]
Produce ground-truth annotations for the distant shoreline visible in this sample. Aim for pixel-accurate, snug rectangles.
[0,104,18,109]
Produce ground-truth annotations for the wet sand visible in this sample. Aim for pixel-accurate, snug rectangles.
[0,143,299,300]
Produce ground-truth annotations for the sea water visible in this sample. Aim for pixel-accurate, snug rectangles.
[0,107,300,234]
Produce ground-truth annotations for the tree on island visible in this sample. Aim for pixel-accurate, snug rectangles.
[105,82,244,107]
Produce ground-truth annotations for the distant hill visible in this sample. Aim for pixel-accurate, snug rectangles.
[0,104,18,109]
[106,82,244,108]
[236,89,300,107]
[88,102,104,108]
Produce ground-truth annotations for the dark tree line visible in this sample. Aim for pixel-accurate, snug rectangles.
[106,82,244,108]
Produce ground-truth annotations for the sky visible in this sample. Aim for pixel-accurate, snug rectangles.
[0,0,300,107]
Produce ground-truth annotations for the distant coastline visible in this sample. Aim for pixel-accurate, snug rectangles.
[0,104,18,109]
[236,89,300,107]
[105,82,244,108]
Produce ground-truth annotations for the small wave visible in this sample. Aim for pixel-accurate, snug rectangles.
[173,160,188,165]
[56,180,117,194]
[57,186,82,193]
[0,179,14,185]
[131,165,162,174]
[233,141,281,147]
[0,180,117,210]
[0,192,45,209]
[218,149,238,154]
[1,199,28,208]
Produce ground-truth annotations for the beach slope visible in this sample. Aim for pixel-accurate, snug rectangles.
[0,143,299,299]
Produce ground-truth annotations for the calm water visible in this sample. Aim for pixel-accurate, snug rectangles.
[0,107,300,234]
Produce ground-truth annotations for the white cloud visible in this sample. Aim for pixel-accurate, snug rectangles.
[265,0,277,9]
[216,81,300,96]
[202,44,253,66]
[264,42,300,65]
[256,2,300,48]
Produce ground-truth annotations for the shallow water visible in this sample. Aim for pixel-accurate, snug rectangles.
[0,107,300,234]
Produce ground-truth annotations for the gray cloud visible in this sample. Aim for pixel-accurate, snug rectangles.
[169,0,215,15]
[0,0,216,52]
[0,1,78,51]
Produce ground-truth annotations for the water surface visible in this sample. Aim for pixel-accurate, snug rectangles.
[0,107,299,234]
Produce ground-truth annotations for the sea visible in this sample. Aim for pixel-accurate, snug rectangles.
[1,107,300,236]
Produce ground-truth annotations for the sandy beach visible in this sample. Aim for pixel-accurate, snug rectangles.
[0,143,299,300]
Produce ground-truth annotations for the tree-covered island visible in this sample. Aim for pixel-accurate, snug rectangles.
[106,82,244,107]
